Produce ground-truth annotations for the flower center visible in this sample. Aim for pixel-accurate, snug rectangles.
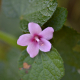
[35,36,44,46]
[35,36,40,42]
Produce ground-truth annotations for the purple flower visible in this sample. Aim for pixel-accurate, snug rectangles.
[17,22,54,58]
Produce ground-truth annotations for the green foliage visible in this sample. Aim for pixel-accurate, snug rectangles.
[0,11,21,37]
[18,47,64,80]
[2,0,57,26]
[20,7,68,32]
[20,19,29,33]
[61,63,80,80]
[1,0,80,80]
[53,26,80,68]
[44,7,67,31]
[0,48,20,80]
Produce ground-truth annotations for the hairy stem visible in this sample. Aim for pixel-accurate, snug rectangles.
[0,31,25,50]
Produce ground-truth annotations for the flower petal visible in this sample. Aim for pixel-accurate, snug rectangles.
[27,42,39,58]
[28,22,42,35]
[39,38,51,52]
[17,34,31,46]
[39,27,54,40]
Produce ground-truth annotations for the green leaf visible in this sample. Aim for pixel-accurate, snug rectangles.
[0,11,21,37]
[61,63,80,80]
[2,0,57,26]
[20,19,29,33]
[0,48,20,80]
[18,47,64,80]
[52,26,80,68]
[44,7,67,31]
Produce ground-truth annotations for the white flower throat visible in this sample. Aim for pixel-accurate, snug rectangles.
[35,36,40,42]
[35,36,44,46]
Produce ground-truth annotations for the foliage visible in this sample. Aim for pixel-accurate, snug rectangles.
[53,26,80,68]
[0,0,80,80]
[0,48,20,80]
[18,47,64,80]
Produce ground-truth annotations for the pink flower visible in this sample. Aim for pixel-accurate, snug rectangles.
[17,22,54,58]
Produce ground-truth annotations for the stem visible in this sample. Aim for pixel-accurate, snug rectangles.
[0,31,24,50]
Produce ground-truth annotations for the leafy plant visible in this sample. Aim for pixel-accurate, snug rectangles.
[0,0,80,80]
